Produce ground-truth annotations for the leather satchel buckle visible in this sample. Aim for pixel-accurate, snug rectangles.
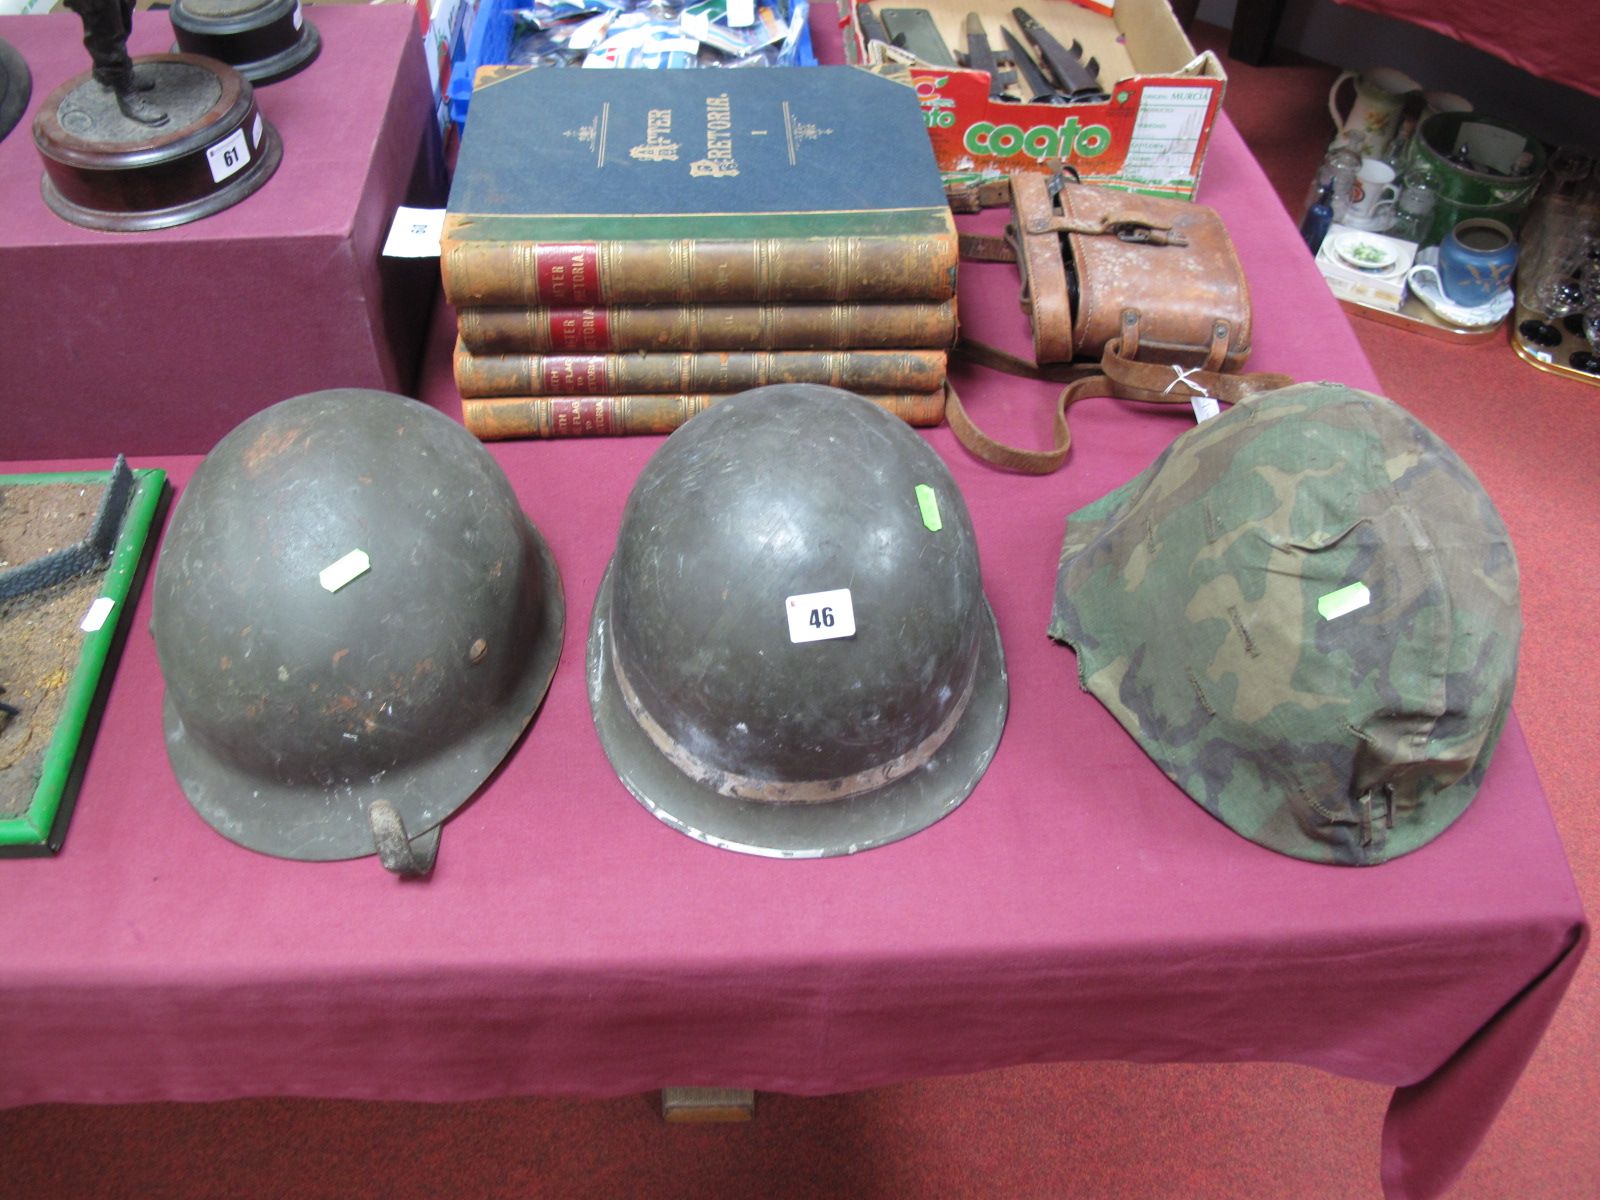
[1107,220,1187,246]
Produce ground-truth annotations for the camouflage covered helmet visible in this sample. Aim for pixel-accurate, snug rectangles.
[1048,382,1520,865]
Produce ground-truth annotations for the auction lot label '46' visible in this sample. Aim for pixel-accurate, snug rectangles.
[786,588,857,644]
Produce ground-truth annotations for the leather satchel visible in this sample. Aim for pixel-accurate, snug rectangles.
[947,173,1292,474]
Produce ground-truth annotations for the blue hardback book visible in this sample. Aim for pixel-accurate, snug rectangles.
[442,66,958,306]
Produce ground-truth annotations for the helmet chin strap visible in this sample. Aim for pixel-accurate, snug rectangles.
[366,800,441,878]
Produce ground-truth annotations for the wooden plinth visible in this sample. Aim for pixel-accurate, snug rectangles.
[32,54,280,232]
[170,0,321,85]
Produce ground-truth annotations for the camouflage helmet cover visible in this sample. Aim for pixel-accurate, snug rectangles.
[1048,383,1521,865]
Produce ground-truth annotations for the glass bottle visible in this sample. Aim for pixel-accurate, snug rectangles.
[1303,147,1361,225]
[1300,181,1335,255]
[1388,166,1439,244]
[1382,113,1419,173]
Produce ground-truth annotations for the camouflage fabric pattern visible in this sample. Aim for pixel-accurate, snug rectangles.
[1048,383,1521,865]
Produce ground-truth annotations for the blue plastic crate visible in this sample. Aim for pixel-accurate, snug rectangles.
[448,0,817,132]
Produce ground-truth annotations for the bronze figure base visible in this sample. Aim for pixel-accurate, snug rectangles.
[32,54,281,233]
[171,0,321,85]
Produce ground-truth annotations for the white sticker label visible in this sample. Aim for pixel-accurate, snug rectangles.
[785,588,856,644]
[319,549,371,593]
[1122,85,1212,184]
[383,206,445,258]
[1190,393,1221,423]
[80,596,115,633]
[251,112,263,148]
[206,128,251,183]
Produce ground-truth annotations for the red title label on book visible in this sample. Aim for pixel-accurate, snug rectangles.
[537,245,601,304]
[545,307,612,351]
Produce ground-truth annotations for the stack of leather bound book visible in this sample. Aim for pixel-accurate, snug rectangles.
[442,65,958,439]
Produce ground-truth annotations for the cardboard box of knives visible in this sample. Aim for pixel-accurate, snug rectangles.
[846,0,1226,198]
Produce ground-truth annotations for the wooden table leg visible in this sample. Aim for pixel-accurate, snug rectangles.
[660,1087,757,1122]
[1229,0,1288,65]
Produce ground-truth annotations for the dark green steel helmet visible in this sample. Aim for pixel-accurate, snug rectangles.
[152,389,564,875]
[588,385,1008,858]
[0,38,29,145]
[1049,382,1521,865]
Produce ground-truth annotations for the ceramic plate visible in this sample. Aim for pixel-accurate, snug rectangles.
[1333,232,1399,273]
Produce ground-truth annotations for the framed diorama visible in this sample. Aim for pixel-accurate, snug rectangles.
[0,461,167,856]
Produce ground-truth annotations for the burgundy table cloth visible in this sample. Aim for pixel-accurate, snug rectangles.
[0,12,1585,1200]
[0,8,440,462]
[1334,0,1600,100]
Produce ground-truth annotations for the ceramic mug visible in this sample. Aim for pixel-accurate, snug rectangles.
[1347,158,1401,223]
[1328,67,1419,156]
[1422,218,1519,307]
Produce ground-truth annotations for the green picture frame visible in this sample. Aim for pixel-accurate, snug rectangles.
[0,466,168,856]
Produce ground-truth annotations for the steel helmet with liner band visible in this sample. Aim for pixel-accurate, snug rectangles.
[151,388,564,876]
[1049,382,1520,865]
[588,384,1008,858]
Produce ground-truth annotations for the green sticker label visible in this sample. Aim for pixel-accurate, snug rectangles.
[915,484,942,532]
[1317,581,1370,621]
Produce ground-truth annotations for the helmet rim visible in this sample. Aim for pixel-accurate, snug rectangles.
[164,495,565,862]
[587,561,1008,859]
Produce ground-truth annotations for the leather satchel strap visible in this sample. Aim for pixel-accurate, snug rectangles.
[1020,208,1188,246]
[1099,317,1294,404]
[945,176,1015,213]
[946,315,1295,475]
[945,370,1100,475]
[1007,175,1075,363]
[952,308,1290,392]
[957,232,1016,262]
[954,172,1188,244]
[951,338,1091,383]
